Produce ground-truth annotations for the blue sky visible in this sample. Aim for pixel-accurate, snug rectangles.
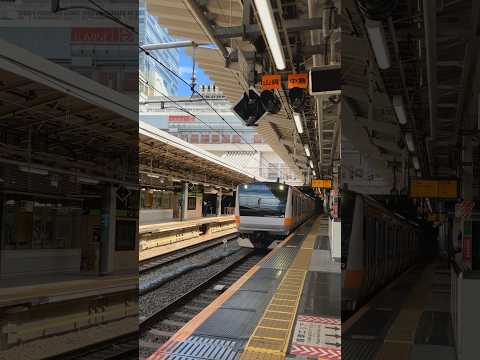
[176,48,212,96]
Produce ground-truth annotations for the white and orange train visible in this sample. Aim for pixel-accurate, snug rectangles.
[235,181,316,248]
[342,190,421,312]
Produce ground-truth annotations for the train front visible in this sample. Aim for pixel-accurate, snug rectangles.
[235,182,289,249]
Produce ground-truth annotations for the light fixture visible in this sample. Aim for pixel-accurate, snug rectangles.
[243,184,248,189]
[253,0,286,70]
[312,170,316,176]
[309,160,314,169]
[404,133,415,152]
[293,112,304,134]
[304,144,310,157]
[279,184,285,190]
[19,166,48,175]
[78,177,100,185]
[412,156,420,170]
[365,19,391,70]
[147,173,160,179]
[393,95,408,125]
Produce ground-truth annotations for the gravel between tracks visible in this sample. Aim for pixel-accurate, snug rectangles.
[139,246,251,319]
[140,240,240,285]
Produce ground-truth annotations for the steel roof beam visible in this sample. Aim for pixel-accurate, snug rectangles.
[213,17,324,39]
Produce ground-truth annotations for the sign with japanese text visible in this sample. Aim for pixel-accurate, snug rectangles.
[261,74,281,90]
[312,179,332,189]
[288,73,308,89]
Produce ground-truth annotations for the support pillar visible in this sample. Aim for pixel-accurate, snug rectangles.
[217,189,222,216]
[182,182,189,221]
[100,184,116,275]
[461,135,474,270]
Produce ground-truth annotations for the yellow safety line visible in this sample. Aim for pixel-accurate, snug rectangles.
[240,216,325,359]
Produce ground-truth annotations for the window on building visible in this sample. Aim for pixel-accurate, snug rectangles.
[201,134,210,143]
[222,134,231,143]
[211,134,220,144]
[190,134,199,143]
[254,135,263,144]
[232,135,241,143]
[115,219,136,251]
[188,196,197,210]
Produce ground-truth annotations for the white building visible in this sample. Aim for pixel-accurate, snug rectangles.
[140,85,302,184]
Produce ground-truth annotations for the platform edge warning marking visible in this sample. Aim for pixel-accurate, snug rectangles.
[147,217,319,360]
[240,217,324,359]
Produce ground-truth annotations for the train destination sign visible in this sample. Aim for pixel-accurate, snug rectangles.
[311,179,332,189]
[410,179,458,198]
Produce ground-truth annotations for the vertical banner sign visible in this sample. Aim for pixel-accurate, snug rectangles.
[463,220,472,268]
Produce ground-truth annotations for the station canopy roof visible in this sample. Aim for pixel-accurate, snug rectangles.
[140,122,265,188]
[148,0,339,179]
[0,39,138,186]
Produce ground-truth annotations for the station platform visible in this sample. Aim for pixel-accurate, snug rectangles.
[147,215,341,360]
[0,272,137,308]
[342,260,454,360]
[139,216,235,235]
[140,215,237,261]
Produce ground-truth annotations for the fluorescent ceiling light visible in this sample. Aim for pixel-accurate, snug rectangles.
[393,95,408,125]
[412,156,420,170]
[304,144,310,157]
[78,177,99,185]
[309,160,314,169]
[365,19,391,70]
[19,166,48,175]
[147,173,160,178]
[404,133,415,152]
[253,0,286,70]
[293,112,304,134]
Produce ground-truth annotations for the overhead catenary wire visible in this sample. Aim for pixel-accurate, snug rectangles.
[139,78,277,172]
[140,48,260,152]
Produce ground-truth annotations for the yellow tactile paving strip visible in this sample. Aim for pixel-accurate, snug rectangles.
[241,217,325,360]
[374,263,435,360]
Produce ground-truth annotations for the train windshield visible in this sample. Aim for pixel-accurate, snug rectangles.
[239,183,288,217]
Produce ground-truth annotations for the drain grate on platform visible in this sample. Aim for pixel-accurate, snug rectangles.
[261,247,298,270]
[342,339,382,360]
[346,309,395,339]
[161,335,243,359]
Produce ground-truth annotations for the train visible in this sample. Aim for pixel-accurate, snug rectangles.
[342,190,420,312]
[234,181,317,248]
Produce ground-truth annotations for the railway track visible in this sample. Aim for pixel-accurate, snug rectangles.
[139,233,239,273]
[139,250,265,359]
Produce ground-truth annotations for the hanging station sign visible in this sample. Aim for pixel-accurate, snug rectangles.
[261,74,281,90]
[288,73,308,89]
[409,179,458,198]
[311,179,332,189]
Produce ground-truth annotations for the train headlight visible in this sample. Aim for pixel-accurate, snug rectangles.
[243,184,248,189]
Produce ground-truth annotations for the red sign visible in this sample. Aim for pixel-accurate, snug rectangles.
[168,115,194,122]
[71,28,135,43]
[290,345,341,359]
[261,74,281,90]
[297,315,340,325]
[288,73,308,89]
